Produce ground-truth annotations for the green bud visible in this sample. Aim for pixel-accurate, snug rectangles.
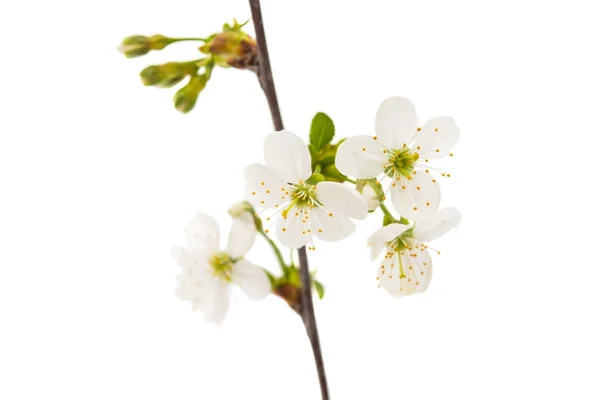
[117,34,172,58]
[173,75,208,113]
[140,62,196,88]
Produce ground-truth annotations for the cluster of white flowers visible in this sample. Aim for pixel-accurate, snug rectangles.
[171,96,460,322]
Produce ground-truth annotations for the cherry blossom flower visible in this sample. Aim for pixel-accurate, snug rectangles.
[336,97,459,220]
[367,207,461,297]
[171,212,270,324]
[244,130,367,249]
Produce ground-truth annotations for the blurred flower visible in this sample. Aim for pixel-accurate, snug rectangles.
[367,207,461,297]
[171,213,270,324]
[244,131,367,249]
[336,97,459,220]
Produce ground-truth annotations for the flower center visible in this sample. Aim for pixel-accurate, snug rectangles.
[384,148,419,179]
[388,228,415,253]
[209,252,234,282]
[282,181,319,218]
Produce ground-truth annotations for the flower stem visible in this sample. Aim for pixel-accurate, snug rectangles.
[248,1,330,398]
[380,202,395,219]
[380,202,410,225]
[258,229,287,272]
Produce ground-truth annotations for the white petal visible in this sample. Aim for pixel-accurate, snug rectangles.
[390,170,441,220]
[275,208,312,249]
[225,218,256,258]
[413,117,459,159]
[335,135,387,179]
[200,279,231,325]
[375,97,419,149]
[377,248,432,297]
[367,223,411,261]
[170,246,210,271]
[413,207,461,242]
[316,182,368,220]
[312,207,355,242]
[401,248,433,295]
[264,130,312,183]
[244,163,288,210]
[184,213,220,250]
[232,259,271,300]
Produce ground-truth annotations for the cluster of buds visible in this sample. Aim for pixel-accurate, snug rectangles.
[117,19,258,113]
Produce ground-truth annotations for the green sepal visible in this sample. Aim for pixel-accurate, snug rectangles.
[306,173,325,185]
[320,163,347,182]
[309,112,335,151]
[314,280,325,300]
[383,214,396,227]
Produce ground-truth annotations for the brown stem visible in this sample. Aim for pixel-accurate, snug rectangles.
[248,1,330,399]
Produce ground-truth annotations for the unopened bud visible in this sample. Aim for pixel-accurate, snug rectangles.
[117,34,172,58]
[200,31,257,70]
[356,179,384,211]
[361,184,381,211]
[173,75,208,113]
[140,62,196,88]
[228,201,257,225]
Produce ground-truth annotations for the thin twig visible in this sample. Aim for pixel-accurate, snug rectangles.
[248,1,330,399]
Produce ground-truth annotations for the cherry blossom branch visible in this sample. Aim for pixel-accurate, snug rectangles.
[248,1,330,398]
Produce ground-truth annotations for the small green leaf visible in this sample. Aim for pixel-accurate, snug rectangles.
[309,112,335,151]
[306,173,325,185]
[314,280,325,299]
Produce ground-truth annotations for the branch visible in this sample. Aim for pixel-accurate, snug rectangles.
[248,1,330,399]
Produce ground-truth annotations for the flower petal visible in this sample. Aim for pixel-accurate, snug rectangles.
[264,130,312,183]
[413,117,459,159]
[200,279,231,325]
[390,170,441,220]
[335,135,387,179]
[316,181,368,220]
[170,246,210,271]
[312,207,355,242]
[375,97,419,149]
[225,218,256,258]
[377,248,432,297]
[275,209,312,249]
[401,248,433,295]
[244,163,288,210]
[367,223,412,261]
[413,207,461,242]
[185,213,220,250]
[232,259,271,300]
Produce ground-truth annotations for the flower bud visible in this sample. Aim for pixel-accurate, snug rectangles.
[173,75,208,113]
[356,179,384,211]
[361,184,381,212]
[200,31,258,70]
[117,34,172,58]
[140,62,196,88]
[228,201,258,227]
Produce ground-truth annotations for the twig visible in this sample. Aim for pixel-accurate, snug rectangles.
[248,1,330,398]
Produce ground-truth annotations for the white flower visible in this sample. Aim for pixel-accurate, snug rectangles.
[244,130,368,249]
[336,97,459,220]
[171,212,270,324]
[367,207,461,297]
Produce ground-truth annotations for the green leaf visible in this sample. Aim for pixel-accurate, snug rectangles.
[314,280,325,299]
[309,112,335,151]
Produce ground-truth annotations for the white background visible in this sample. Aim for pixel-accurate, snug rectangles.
[1,0,599,399]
